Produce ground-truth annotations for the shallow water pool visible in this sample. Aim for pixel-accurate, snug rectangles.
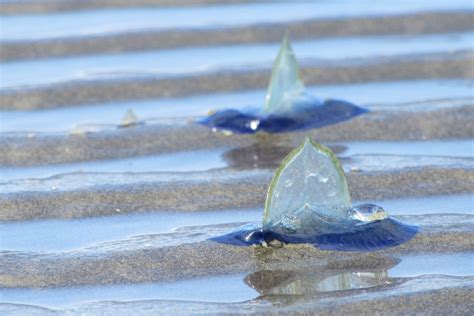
[0,194,471,252]
[0,253,472,308]
[2,32,472,90]
[2,1,472,41]
[1,79,472,134]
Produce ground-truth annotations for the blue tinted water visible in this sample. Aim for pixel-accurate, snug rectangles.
[0,209,262,252]
[0,194,471,252]
[389,253,474,277]
[1,80,471,133]
[0,253,471,308]
[0,274,257,308]
[2,32,472,89]
[0,149,227,181]
[340,140,474,158]
[2,1,471,41]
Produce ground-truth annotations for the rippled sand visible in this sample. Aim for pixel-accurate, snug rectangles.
[0,1,473,315]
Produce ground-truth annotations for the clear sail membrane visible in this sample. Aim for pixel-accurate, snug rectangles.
[120,108,141,128]
[263,137,351,233]
[264,35,309,114]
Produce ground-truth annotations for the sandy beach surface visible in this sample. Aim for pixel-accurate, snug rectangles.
[0,1,473,315]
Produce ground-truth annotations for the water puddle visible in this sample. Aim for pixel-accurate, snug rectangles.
[1,79,471,134]
[2,1,471,41]
[247,253,474,296]
[246,269,396,296]
[0,149,227,182]
[344,155,473,172]
[226,149,473,172]
[362,194,473,216]
[340,139,474,172]
[0,140,471,192]
[339,140,473,158]
[2,32,472,90]
[0,194,471,252]
[224,140,473,171]
[0,253,471,309]
[389,253,474,277]
[0,169,266,193]
[0,274,258,308]
[0,209,261,252]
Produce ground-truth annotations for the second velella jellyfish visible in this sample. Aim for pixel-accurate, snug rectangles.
[211,138,418,251]
[199,35,368,134]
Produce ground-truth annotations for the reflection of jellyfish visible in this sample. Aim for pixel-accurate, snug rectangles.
[211,138,418,251]
[245,266,400,296]
[222,143,347,170]
[199,35,368,134]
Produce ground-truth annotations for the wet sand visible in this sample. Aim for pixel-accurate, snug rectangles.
[1,168,472,221]
[1,51,472,110]
[1,280,472,315]
[2,279,473,315]
[1,105,472,166]
[1,2,473,315]
[0,214,472,288]
[0,0,265,15]
[2,12,472,62]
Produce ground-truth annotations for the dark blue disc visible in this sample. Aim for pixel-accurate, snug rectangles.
[198,99,368,134]
[210,218,418,252]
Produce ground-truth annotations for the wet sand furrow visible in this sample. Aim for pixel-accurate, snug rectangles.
[1,3,472,315]
[1,106,472,167]
[1,278,473,315]
[0,214,472,288]
[307,284,474,316]
[0,0,264,15]
[1,168,472,221]
[1,12,472,62]
[1,51,472,110]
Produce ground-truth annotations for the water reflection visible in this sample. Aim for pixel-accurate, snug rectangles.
[223,142,346,170]
[246,269,396,296]
[245,260,400,297]
[222,139,473,172]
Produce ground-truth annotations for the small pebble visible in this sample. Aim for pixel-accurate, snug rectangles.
[269,239,284,248]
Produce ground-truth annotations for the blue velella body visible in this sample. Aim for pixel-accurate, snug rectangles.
[199,100,368,134]
[210,217,418,252]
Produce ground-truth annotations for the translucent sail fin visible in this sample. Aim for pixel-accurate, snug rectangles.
[121,108,139,127]
[264,34,306,114]
[263,137,351,233]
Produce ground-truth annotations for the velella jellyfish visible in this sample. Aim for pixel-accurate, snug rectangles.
[118,108,144,128]
[211,138,418,251]
[199,35,368,134]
